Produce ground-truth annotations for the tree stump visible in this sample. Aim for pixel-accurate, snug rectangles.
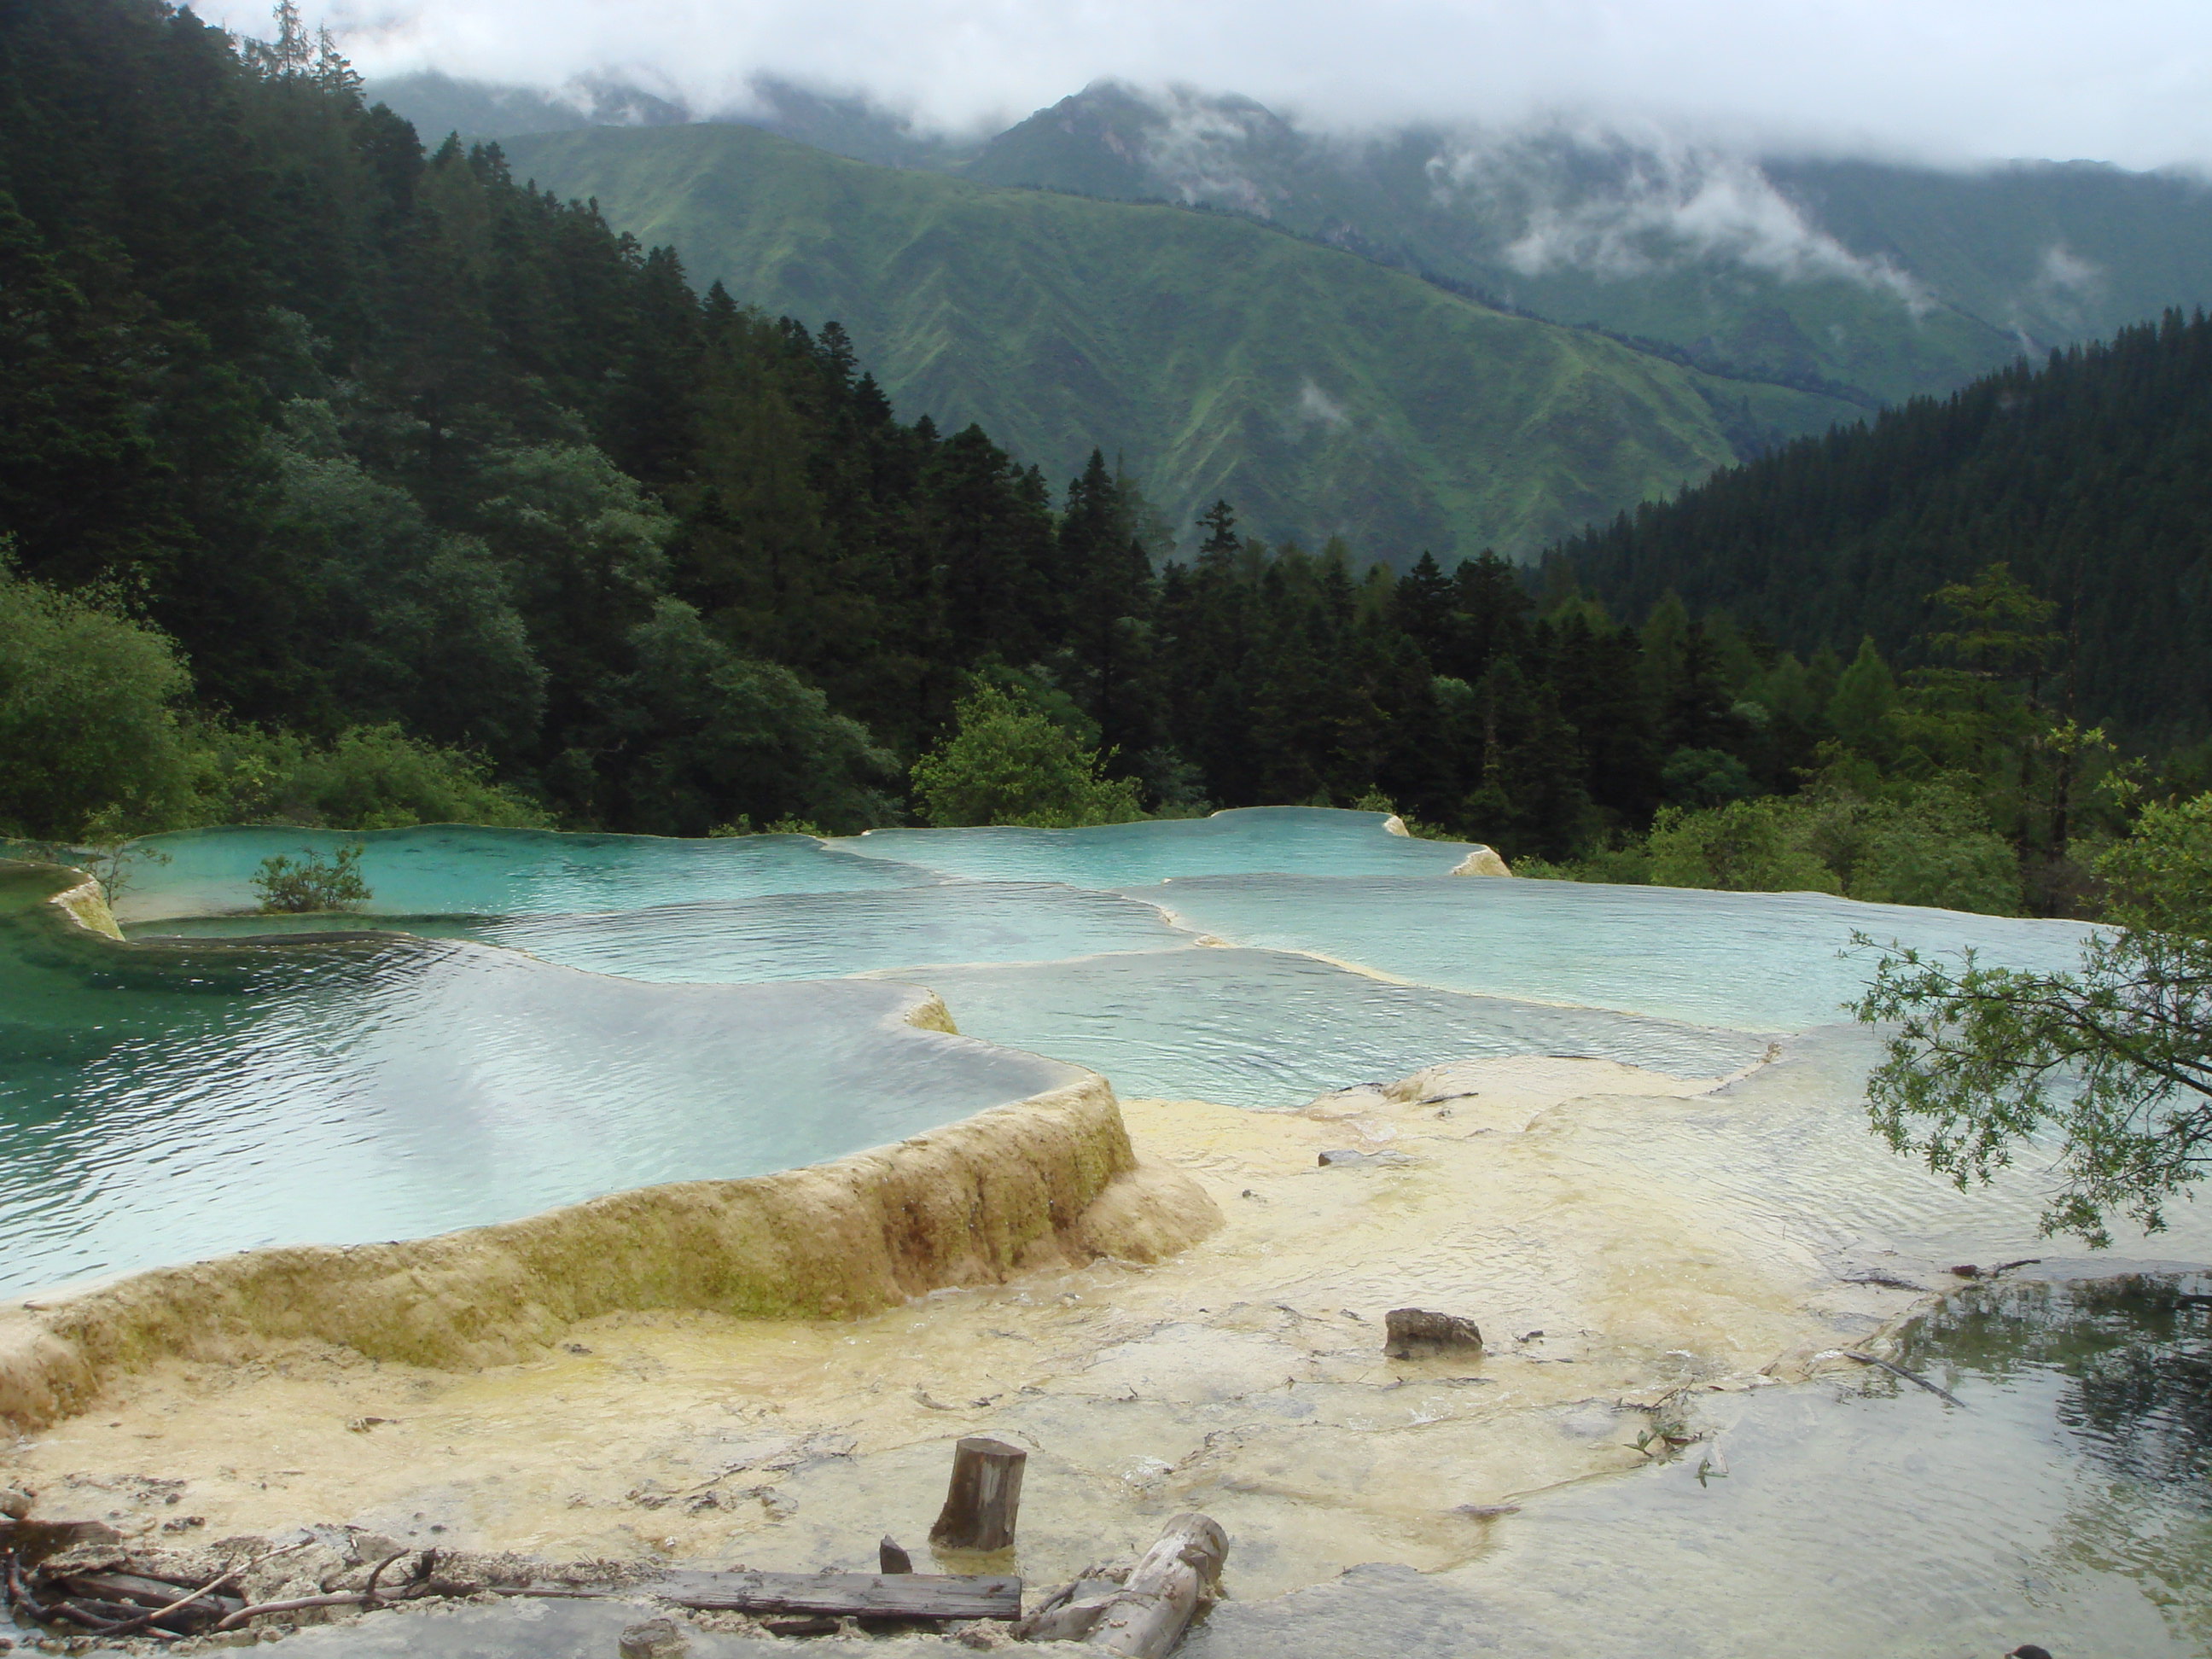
[927,1437,1027,1551]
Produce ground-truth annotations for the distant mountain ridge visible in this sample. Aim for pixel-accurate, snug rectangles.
[960,84,2212,406]
[498,121,1858,563]
[372,73,2212,410]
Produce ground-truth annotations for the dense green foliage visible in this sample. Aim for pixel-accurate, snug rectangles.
[0,559,200,840]
[0,561,548,841]
[1561,311,2212,747]
[498,121,1854,566]
[1854,791,2212,1244]
[911,684,1146,828]
[0,0,1123,838]
[1516,565,2133,915]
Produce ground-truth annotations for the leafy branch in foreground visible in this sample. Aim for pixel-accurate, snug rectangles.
[1852,794,2212,1244]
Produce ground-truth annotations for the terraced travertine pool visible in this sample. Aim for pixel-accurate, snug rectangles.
[3,808,2205,1657]
[2,808,2097,1291]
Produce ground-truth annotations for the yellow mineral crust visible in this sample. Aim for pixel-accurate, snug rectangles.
[0,1075,1222,1432]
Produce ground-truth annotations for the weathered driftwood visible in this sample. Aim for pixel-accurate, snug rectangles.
[1382,1307,1484,1359]
[1024,1513,1225,1657]
[655,1568,1022,1621]
[2,1511,1045,1644]
[928,1436,1027,1551]
[1014,1577,1128,1643]
[879,1535,914,1575]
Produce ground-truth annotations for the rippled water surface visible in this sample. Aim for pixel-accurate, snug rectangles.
[137,883,1196,985]
[906,946,1768,1105]
[0,869,1079,1292]
[828,806,1481,886]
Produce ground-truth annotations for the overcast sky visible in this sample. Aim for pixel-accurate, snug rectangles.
[212,0,2212,169]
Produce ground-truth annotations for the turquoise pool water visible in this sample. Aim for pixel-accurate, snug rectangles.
[0,810,2133,1292]
[139,883,1196,985]
[0,864,1079,1292]
[1143,873,2098,1031]
[827,807,1481,887]
[99,824,929,924]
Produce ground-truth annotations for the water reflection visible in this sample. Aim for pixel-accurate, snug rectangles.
[1184,1270,2212,1659]
[1906,1272,2212,1499]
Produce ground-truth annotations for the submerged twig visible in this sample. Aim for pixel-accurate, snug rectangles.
[1840,1349,1967,1407]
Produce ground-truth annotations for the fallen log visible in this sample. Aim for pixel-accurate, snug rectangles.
[654,1568,1022,1621]
[1028,1513,1226,1657]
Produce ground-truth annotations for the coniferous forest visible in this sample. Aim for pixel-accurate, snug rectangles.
[1559,310,2212,749]
[5,0,2211,925]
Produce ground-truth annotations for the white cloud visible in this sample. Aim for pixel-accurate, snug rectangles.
[2035,242,2104,296]
[1138,93,1285,213]
[212,0,2212,171]
[1296,380,1350,426]
[1427,130,1932,309]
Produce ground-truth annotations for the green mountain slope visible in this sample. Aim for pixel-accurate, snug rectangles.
[382,73,2212,415]
[502,123,1854,562]
[964,84,2212,406]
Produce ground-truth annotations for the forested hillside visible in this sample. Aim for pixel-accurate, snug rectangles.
[1561,310,2212,746]
[498,122,1855,564]
[0,0,1104,836]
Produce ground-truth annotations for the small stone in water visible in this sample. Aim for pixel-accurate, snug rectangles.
[618,1616,690,1658]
